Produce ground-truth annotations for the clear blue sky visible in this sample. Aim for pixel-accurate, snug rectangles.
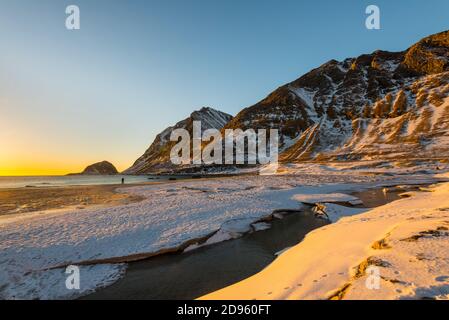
[1,0,449,174]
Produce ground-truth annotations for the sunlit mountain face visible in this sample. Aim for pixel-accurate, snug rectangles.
[2,1,449,303]
[125,31,449,174]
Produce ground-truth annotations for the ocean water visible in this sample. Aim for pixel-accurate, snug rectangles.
[0,175,170,189]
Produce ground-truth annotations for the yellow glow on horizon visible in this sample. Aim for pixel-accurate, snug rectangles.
[0,133,82,176]
[0,154,131,176]
[0,147,129,176]
[0,168,74,176]
[0,138,130,176]
[0,105,131,176]
[0,164,72,177]
[0,161,129,176]
[0,158,83,176]
[0,128,129,176]
[0,148,130,176]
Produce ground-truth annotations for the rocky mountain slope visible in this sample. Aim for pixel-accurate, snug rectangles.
[127,30,449,174]
[124,107,232,174]
[224,30,449,162]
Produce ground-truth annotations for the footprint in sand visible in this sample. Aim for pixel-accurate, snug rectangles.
[297,283,302,287]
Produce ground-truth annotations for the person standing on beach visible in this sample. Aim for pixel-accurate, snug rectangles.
[121,178,125,184]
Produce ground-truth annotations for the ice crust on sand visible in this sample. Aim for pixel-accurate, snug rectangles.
[201,181,449,300]
[0,172,440,299]
[292,193,361,205]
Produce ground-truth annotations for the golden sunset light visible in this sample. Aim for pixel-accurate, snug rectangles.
[1,0,449,307]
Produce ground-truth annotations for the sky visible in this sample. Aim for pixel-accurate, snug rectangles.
[1,0,449,175]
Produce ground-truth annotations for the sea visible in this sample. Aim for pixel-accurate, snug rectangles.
[0,175,178,189]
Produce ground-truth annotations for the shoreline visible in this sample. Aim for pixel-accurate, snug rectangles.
[200,179,449,300]
[0,183,147,217]
[51,183,419,269]
[0,172,446,299]
[83,185,406,300]
[0,172,443,220]
[0,175,239,217]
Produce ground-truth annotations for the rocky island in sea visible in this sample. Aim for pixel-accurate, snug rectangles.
[68,161,119,176]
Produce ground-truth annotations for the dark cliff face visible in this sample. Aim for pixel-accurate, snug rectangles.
[224,51,404,138]
[224,30,449,162]
[80,161,118,175]
[403,31,449,75]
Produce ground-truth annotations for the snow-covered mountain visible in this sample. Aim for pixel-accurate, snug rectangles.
[226,30,449,162]
[127,30,449,174]
[124,107,232,174]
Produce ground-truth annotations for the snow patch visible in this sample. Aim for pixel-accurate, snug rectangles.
[292,193,361,205]
[201,182,449,300]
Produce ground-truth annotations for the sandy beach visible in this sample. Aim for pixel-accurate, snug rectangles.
[0,174,245,217]
[0,168,443,299]
[0,184,146,216]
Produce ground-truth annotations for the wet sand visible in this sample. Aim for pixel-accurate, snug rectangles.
[0,184,145,216]
[0,175,242,216]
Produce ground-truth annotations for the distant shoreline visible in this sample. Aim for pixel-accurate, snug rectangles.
[0,183,147,217]
[0,174,249,217]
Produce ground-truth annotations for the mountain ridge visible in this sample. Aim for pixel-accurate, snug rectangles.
[125,30,449,174]
[124,107,233,174]
[226,29,449,162]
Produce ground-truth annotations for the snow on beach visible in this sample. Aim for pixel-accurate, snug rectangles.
[0,172,444,299]
[278,160,449,176]
[0,264,126,300]
[201,176,449,300]
[292,193,363,205]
